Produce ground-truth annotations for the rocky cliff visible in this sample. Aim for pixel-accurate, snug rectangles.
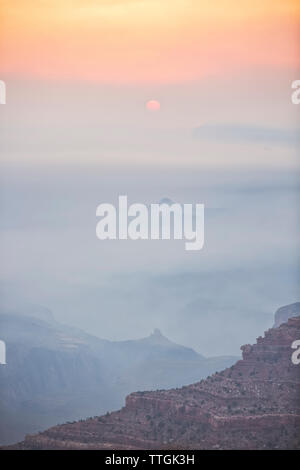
[10,316,300,450]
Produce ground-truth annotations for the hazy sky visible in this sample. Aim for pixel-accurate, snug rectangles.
[0,0,299,168]
[0,1,299,355]
[1,0,299,82]
[0,166,299,355]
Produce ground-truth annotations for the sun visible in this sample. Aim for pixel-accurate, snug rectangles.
[146,100,161,112]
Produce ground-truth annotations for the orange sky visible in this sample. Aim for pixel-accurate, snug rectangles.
[0,0,299,82]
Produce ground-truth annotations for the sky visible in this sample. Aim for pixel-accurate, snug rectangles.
[0,1,299,169]
[1,0,300,83]
[0,166,299,355]
[0,1,299,355]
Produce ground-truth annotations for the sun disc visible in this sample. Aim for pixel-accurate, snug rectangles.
[146,100,161,112]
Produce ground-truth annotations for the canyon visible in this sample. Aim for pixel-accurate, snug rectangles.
[7,313,300,449]
[0,307,236,445]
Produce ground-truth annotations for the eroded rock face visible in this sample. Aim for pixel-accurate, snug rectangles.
[273,302,300,328]
[8,317,300,450]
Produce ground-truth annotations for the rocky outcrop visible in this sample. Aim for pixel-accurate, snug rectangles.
[273,302,300,328]
[8,316,300,450]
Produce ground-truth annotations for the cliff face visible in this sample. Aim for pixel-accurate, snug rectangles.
[11,316,300,450]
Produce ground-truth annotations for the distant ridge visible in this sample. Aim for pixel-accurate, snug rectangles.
[273,302,300,328]
[0,311,236,445]
[7,314,300,449]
